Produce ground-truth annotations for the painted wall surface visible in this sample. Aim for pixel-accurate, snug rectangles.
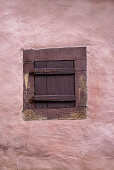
[0,0,114,169]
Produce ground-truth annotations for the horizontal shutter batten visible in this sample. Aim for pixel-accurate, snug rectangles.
[31,95,76,102]
[30,68,75,75]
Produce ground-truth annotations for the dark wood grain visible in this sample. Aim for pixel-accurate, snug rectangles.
[32,95,76,102]
[47,75,75,95]
[34,61,47,108]
[30,68,75,75]
[47,61,75,108]
[47,60,74,68]
[34,60,75,108]
[47,102,75,108]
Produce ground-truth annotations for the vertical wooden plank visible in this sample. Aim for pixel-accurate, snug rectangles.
[47,61,75,108]
[47,75,74,95]
[34,75,47,95]
[34,61,47,108]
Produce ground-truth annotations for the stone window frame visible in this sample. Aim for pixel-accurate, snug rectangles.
[23,47,87,120]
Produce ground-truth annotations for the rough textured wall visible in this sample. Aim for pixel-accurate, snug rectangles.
[0,0,114,169]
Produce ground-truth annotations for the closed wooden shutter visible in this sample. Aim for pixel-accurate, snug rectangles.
[23,47,87,120]
[34,60,75,108]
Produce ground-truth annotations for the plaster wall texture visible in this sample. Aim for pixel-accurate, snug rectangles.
[0,0,114,169]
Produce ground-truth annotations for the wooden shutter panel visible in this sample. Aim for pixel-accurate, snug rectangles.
[34,60,75,108]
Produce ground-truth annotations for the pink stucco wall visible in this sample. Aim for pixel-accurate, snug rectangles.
[0,0,114,169]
